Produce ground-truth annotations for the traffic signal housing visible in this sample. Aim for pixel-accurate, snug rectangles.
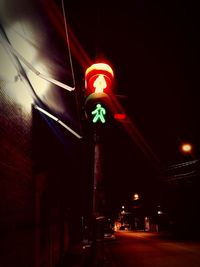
[84,63,114,125]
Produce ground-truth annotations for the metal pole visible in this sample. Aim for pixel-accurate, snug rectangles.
[92,129,105,267]
[93,131,102,216]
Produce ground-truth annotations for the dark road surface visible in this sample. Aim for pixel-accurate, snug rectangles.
[105,231,200,267]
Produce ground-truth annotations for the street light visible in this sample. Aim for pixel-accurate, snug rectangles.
[180,143,193,154]
[133,193,139,201]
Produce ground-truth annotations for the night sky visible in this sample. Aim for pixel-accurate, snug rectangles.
[63,0,199,213]
[1,0,199,218]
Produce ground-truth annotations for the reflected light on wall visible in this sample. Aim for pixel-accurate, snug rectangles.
[6,21,51,96]
[0,42,17,80]
[25,62,51,97]
[0,42,34,114]
[6,21,38,63]
[11,77,34,114]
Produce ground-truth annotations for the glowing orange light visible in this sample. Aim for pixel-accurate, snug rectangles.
[133,193,139,200]
[85,63,114,77]
[181,143,193,153]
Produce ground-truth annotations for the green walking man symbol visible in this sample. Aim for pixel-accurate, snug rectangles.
[91,103,106,123]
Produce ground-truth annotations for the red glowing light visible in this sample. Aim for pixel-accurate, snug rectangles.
[85,63,114,94]
[114,113,127,120]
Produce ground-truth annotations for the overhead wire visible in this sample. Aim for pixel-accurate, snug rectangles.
[167,159,199,170]
[61,0,84,135]
[61,0,76,88]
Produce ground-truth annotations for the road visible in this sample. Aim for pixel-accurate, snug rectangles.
[105,231,200,267]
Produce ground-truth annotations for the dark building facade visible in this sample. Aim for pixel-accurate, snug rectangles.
[0,1,89,266]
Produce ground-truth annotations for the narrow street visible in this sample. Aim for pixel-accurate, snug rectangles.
[105,231,200,267]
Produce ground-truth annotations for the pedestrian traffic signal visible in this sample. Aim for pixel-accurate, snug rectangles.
[91,103,106,123]
[85,63,114,96]
[84,63,114,125]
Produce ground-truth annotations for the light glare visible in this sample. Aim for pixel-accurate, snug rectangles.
[85,63,114,77]
[181,143,192,153]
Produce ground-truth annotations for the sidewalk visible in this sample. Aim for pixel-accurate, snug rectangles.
[59,243,83,267]
[59,239,114,267]
[59,241,93,267]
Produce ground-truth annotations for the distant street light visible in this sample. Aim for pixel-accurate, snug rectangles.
[121,205,125,214]
[180,143,193,154]
[133,193,139,200]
